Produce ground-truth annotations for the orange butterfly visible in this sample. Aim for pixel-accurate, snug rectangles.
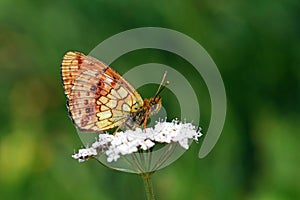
[61,52,167,133]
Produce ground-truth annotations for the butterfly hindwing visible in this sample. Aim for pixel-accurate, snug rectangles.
[61,51,144,132]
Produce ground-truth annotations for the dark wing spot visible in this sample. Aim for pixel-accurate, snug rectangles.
[97,81,105,90]
[90,85,97,91]
[86,108,91,113]
[80,117,89,127]
[77,55,83,66]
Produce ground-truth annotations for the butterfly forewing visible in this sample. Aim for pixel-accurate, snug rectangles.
[61,51,144,132]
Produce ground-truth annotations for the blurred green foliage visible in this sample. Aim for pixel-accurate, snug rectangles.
[1,0,300,199]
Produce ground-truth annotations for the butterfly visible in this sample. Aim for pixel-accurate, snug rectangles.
[61,51,167,133]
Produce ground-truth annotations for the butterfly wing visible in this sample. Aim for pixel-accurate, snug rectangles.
[61,51,144,132]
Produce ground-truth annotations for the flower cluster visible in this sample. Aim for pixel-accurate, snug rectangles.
[72,120,202,163]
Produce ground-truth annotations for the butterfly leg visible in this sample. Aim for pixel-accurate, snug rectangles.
[143,110,149,131]
[113,126,121,136]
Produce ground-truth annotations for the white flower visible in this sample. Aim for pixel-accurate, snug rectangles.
[106,147,120,162]
[72,148,97,162]
[72,120,202,163]
[139,139,155,150]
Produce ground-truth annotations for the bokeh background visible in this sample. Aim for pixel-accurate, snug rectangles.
[1,0,300,199]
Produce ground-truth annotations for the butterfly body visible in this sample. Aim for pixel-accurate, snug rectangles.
[125,97,162,129]
[61,51,162,133]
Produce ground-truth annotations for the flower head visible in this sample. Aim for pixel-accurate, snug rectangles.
[72,120,202,164]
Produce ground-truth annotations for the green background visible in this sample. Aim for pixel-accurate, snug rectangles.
[1,0,300,199]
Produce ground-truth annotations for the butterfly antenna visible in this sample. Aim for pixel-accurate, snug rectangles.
[155,71,169,98]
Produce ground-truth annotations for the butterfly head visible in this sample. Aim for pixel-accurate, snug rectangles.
[146,71,169,116]
[147,97,162,115]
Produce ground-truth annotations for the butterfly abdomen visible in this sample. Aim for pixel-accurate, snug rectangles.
[125,108,147,128]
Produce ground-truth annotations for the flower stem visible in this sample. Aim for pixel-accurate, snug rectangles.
[140,172,155,200]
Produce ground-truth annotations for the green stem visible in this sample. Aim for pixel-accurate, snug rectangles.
[140,172,155,200]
